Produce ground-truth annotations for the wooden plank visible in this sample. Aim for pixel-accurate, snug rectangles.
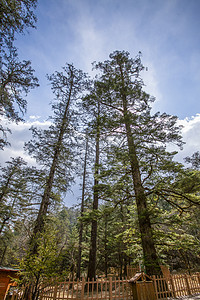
[109,277,112,300]
[81,278,85,300]
[105,277,108,300]
[53,284,58,300]
[86,278,89,300]
[100,278,102,300]
[62,282,66,299]
[125,277,130,300]
[121,278,125,300]
[170,275,176,298]
[114,278,117,299]
[75,279,79,300]
[118,277,121,300]
[66,281,70,300]
[72,279,75,300]
[152,276,158,300]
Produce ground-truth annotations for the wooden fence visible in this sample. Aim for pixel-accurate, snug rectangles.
[10,273,200,300]
[126,266,140,279]
[153,273,200,299]
[11,278,132,300]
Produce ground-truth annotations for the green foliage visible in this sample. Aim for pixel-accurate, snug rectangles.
[19,229,61,283]
[17,208,79,284]
[0,49,200,280]
[0,157,50,266]
[0,42,39,121]
[0,0,38,148]
[185,151,200,169]
[0,0,37,40]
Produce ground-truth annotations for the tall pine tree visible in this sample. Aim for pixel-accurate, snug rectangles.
[25,64,89,253]
[93,50,184,275]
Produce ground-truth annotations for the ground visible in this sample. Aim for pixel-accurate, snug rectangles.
[171,295,200,300]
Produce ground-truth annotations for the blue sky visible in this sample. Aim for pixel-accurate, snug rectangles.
[14,0,200,119]
[2,0,200,206]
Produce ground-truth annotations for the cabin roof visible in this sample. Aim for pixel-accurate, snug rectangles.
[0,267,20,272]
[128,272,153,283]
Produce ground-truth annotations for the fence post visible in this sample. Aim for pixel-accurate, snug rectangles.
[152,275,158,300]
[11,291,16,300]
[109,277,112,300]
[197,273,200,286]
[185,275,191,295]
[39,283,44,300]
[170,275,176,298]
[53,284,58,300]
[81,278,85,299]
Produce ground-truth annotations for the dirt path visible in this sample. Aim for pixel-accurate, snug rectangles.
[171,295,200,300]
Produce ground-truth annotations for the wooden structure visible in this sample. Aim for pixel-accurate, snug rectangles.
[153,273,200,299]
[160,265,170,279]
[126,265,140,279]
[10,272,200,300]
[127,265,170,279]
[129,272,155,300]
[0,267,19,300]
[11,277,132,300]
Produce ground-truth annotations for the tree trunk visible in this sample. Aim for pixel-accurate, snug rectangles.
[77,134,89,279]
[0,196,17,234]
[30,78,74,254]
[87,102,100,281]
[0,217,9,235]
[119,65,161,275]
[0,169,16,204]
[104,215,108,277]
[0,244,7,265]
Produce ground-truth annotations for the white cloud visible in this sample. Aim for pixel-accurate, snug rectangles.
[0,117,52,166]
[29,115,41,120]
[142,63,163,105]
[175,114,200,163]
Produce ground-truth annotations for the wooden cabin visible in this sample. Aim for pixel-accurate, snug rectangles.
[0,267,19,300]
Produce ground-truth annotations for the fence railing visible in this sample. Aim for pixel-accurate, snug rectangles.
[11,272,200,300]
[11,277,132,300]
[126,266,140,280]
[153,273,200,299]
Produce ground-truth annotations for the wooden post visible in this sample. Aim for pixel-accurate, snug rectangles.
[185,275,192,295]
[53,284,58,300]
[109,277,112,300]
[152,275,158,300]
[197,273,200,286]
[81,278,85,299]
[11,291,16,300]
[170,275,176,298]
[39,283,44,300]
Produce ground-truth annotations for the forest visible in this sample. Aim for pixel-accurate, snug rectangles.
[0,0,200,292]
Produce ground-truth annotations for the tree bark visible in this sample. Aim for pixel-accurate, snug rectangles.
[0,167,16,204]
[87,102,100,281]
[104,215,108,277]
[119,65,161,275]
[0,197,16,234]
[77,134,89,279]
[30,76,74,254]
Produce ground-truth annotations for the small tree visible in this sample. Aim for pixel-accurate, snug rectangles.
[18,222,68,300]
[0,157,47,265]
